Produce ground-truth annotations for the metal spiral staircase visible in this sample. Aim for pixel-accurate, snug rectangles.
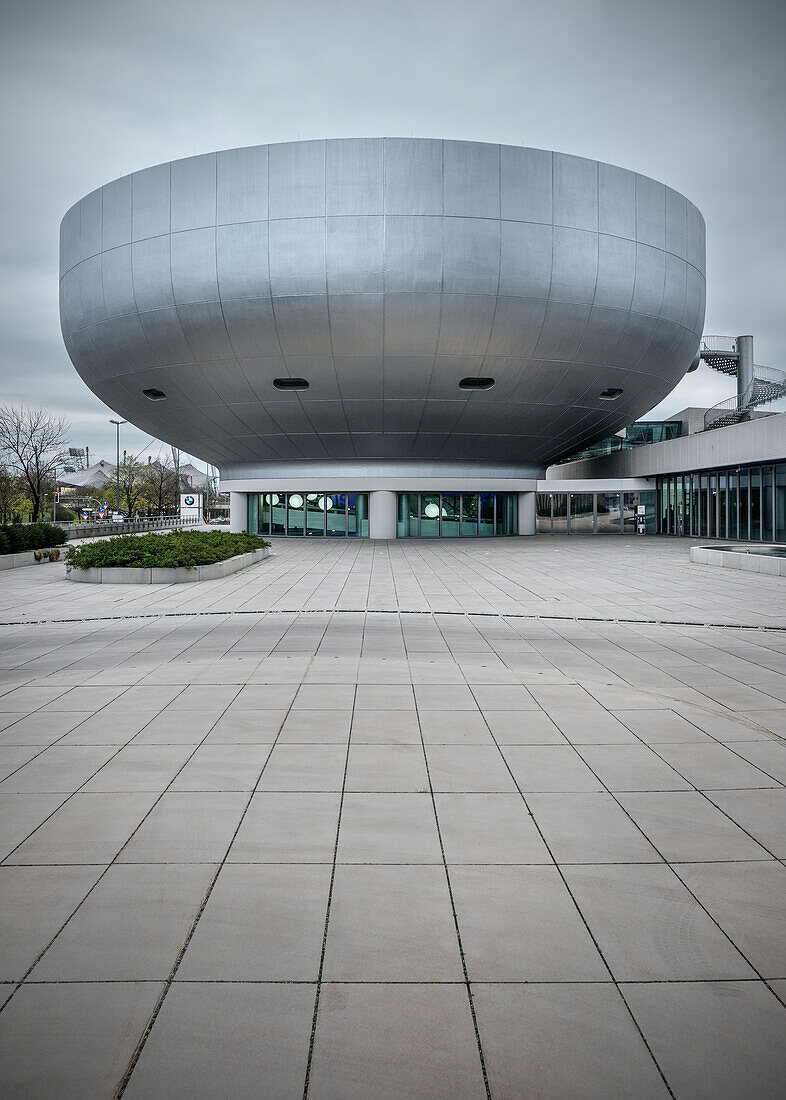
[700,335,786,430]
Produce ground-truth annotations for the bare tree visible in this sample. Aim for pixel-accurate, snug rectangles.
[104,456,148,517]
[0,465,25,524]
[142,457,179,515]
[0,406,70,521]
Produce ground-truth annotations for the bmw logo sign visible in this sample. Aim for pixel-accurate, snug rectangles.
[184,495,195,506]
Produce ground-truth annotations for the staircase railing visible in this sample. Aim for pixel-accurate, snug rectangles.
[701,336,738,355]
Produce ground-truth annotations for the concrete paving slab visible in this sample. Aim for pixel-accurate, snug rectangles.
[227,791,341,863]
[674,860,786,977]
[0,982,164,1097]
[473,982,669,1099]
[564,863,755,981]
[308,983,486,1100]
[31,863,215,980]
[449,865,609,981]
[435,792,552,864]
[337,792,442,863]
[0,865,104,980]
[178,864,331,981]
[526,792,663,864]
[323,865,464,981]
[125,982,315,1099]
[615,790,772,861]
[621,981,786,1100]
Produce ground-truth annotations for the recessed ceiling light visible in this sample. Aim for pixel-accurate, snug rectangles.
[142,388,166,400]
[599,387,623,400]
[459,377,495,390]
[274,377,309,390]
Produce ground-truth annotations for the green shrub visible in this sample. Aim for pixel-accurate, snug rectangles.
[0,522,68,556]
[65,529,269,570]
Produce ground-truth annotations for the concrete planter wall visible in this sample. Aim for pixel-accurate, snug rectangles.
[66,546,270,584]
[690,545,786,576]
[0,547,63,571]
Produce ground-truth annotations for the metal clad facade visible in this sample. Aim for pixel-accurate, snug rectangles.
[60,139,706,473]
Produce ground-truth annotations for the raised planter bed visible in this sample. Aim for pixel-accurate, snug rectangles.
[0,547,64,571]
[66,545,270,584]
[690,545,786,576]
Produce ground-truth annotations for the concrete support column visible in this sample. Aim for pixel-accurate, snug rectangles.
[737,335,754,406]
[369,490,397,540]
[229,492,247,532]
[518,491,536,536]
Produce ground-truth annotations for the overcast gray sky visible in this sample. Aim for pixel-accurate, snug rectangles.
[1,0,784,467]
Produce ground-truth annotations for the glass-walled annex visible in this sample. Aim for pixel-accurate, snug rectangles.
[658,464,786,542]
[247,493,369,537]
[397,493,518,537]
[536,491,657,534]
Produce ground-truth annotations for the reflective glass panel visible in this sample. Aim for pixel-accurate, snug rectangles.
[750,470,761,541]
[479,493,494,536]
[357,494,369,537]
[763,467,774,541]
[776,465,786,542]
[506,493,518,535]
[709,474,717,538]
[287,493,304,535]
[442,494,460,537]
[536,494,552,534]
[738,471,749,541]
[691,475,700,537]
[408,494,419,537]
[247,493,259,534]
[461,493,479,536]
[718,473,727,539]
[306,493,324,536]
[495,494,505,536]
[569,493,594,533]
[326,493,346,537]
[260,494,272,534]
[699,475,708,537]
[420,493,440,537]
[597,493,620,533]
[271,493,286,535]
[552,494,568,533]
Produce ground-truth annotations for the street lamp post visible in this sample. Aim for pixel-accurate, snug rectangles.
[109,419,125,517]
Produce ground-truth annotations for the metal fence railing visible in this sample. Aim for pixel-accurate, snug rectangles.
[57,516,202,540]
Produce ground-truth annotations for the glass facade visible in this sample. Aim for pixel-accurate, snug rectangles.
[247,493,369,537]
[396,492,518,537]
[657,463,786,542]
[536,491,656,534]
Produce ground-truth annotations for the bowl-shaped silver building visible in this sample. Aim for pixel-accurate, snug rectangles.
[60,138,705,537]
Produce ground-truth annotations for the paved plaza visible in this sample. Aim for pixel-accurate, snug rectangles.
[1,537,785,1097]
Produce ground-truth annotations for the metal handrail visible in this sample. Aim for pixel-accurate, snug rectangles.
[701,336,738,355]
[752,362,786,384]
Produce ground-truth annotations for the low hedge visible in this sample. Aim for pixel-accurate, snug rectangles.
[65,529,269,570]
[0,523,68,556]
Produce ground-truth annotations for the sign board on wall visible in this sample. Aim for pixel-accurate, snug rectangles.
[180,493,202,521]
